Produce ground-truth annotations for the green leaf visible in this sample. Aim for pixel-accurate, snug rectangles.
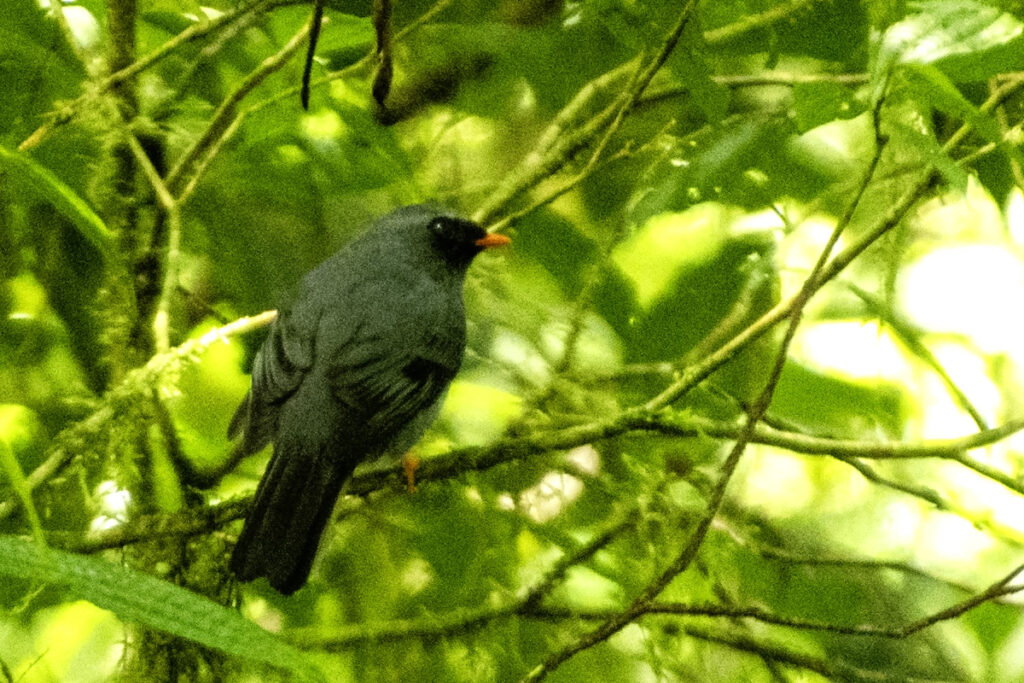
[612,207,776,363]
[898,63,1024,168]
[887,118,968,192]
[668,19,729,122]
[792,82,867,133]
[0,144,113,259]
[613,206,733,310]
[0,0,86,141]
[0,536,323,681]
[877,0,1024,82]
[771,362,907,438]
[312,12,375,57]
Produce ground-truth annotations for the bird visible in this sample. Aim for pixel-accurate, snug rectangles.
[228,204,510,594]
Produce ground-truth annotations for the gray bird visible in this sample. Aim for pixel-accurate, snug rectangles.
[228,205,509,594]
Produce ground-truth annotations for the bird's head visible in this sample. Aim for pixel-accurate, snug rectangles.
[375,204,510,274]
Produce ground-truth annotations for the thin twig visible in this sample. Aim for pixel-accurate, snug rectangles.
[274,555,1023,683]
[0,311,277,520]
[286,505,640,649]
[126,134,180,353]
[988,77,1024,189]
[523,59,638,172]
[474,0,699,226]
[300,0,327,110]
[521,89,890,683]
[253,0,454,112]
[641,165,936,412]
[177,115,245,208]
[166,20,312,194]
[525,568,1024,637]
[848,283,988,430]
[18,0,275,152]
[704,0,827,46]
[678,624,916,682]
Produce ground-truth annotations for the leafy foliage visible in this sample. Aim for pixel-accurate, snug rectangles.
[3,0,1024,681]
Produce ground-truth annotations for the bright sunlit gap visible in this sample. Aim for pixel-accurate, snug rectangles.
[736,174,1024,573]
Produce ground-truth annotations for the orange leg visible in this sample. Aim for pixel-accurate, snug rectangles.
[402,452,421,493]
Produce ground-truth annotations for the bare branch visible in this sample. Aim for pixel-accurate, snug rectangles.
[474,0,699,225]
[518,89,891,683]
[704,0,829,47]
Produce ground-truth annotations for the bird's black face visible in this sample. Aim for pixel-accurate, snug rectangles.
[427,216,505,267]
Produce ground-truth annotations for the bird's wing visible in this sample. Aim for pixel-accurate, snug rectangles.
[228,303,320,454]
[324,281,464,447]
[231,277,463,593]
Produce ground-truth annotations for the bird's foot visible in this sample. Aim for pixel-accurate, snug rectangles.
[402,452,420,493]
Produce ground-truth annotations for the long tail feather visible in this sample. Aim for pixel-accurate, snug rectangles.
[230,437,354,594]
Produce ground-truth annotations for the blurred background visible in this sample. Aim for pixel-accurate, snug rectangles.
[3,0,1024,680]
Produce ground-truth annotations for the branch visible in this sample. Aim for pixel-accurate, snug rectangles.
[10,347,1024,531]
[168,0,452,202]
[988,76,1024,188]
[177,115,245,209]
[704,0,828,47]
[0,312,277,520]
[518,91,890,683]
[251,0,454,112]
[48,499,251,553]
[676,624,911,682]
[286,505,640,649]
[346,408,1024,499]
[474,0,699,225]
[521,59,638,173]
[847,283,988,430]
[715,72,870,87]
[0,441,46,546]
[166,20,312,194]
[894,561,1024,637]
[25,408,1024,548]
[536,559,1024,637]
[478,0,840,227]
[126,134,180,353]
[18,0,275,152]
[274,553,1023,683]
[641,165,934,412]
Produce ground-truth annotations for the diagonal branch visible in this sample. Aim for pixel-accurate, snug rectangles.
[474,0,699,226]
[0,311,277,521]
[518,90,891,683]
[18,0,275,152]
[126,134,180,353]
[284,505,640,649]
[166,20,312,195]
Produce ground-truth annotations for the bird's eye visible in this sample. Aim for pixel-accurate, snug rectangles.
[429,217,450,238]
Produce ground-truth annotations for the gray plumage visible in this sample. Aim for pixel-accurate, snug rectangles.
[229,205,503,594]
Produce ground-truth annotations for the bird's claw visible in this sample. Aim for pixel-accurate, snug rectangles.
[402,452,420,493]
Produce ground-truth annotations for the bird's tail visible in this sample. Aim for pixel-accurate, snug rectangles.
[230,438,353,594]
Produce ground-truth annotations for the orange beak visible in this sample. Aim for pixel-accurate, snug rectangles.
[475,233,511,249]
